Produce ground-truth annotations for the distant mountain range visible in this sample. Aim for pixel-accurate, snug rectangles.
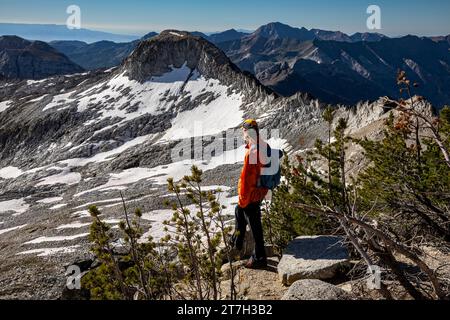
[46,23,391,71]
[243,22,388,43]
[218,23,450,107]
[2,21,449,107]
[49,32,158,70]
[431,35,450,46]
[0,23,141,43]
[49,29,248,71]
[204,29,249,43]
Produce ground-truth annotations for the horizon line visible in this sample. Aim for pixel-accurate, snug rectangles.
[0,21,449,38]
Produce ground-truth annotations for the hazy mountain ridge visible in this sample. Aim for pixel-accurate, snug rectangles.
[2,21,449,107]
[219,28,450,107]
[43,22,395,72]
[0,23,140,43]
[49,30,248,70]
[29,22,448,107]
[0,35,84,79]
[249,22,389,43]
[50,40,139,71]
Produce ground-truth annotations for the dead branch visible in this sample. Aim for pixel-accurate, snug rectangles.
[294,203,447,299]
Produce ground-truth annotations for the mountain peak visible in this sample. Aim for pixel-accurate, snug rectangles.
[264,22,302,29]
[350,32,388,42]
[123,30,270,95]
[0,35,84,79]
[214,29,242,36]
[140,31,158,41]
[0,35,33,48]
[254,22,314,41]
[208,29,248,44]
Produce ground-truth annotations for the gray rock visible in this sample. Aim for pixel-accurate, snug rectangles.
[282,279,355,300]
[278,235,350,285]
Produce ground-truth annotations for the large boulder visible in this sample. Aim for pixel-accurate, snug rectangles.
[278,235,349,285]
[282,279,355,300]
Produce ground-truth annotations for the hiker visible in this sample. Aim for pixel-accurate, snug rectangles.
[230,119,269,269]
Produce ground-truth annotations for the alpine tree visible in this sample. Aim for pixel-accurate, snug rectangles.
[162,165,235,300]
[82,203,177,300]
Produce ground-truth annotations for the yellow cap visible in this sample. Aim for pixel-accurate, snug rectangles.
[242,119,258,130]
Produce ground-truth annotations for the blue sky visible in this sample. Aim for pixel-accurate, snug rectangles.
[0,0,449,36]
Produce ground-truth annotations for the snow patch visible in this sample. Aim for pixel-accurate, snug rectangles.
[27,79,46,85]
[0,100,12,113]
[29,95,47,103]
[74,145,245,197]
[404,58,426,82]
[36,169,81,186]
[73,198,123,209]
[140,209,174,241]
[71,210,90,218]
[0,224,27,235]
[42,91,75,111]
[169,32,184,37]
[25,233,89,244]
[0,198,29,215]
[341,51,370,79]
[18,245,80,257]
[36,197,63,204]
[103,219,121,224]
[150,62,196,83]
[61,133,156,167]
[303,47,323,64]
[50,203,68,210]
[56,221,90,229]
[160,90,243,140]
[0,166,23,179]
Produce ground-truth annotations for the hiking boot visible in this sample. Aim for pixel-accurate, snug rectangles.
[244,256,267,269]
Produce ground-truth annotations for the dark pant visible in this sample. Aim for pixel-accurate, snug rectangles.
[231,202,266,261]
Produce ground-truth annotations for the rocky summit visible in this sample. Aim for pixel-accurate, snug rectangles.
[0,30,401,299]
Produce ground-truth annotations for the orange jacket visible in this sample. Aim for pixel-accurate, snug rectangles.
[238,142,268,208]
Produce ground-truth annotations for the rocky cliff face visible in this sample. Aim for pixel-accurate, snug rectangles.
[0,30,393,299]
[124,31,272,95]
[0,36,84,80]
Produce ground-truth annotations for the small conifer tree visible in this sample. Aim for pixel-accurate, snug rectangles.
[162,166,235,300]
